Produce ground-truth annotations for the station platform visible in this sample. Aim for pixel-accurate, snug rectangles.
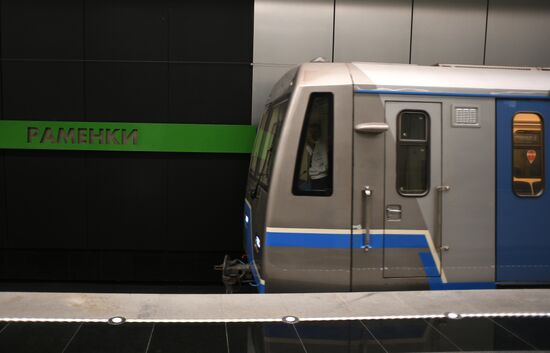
[0,289,549,352]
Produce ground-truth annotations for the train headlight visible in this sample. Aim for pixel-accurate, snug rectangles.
[245,215,249,224]
[255,236,261,249]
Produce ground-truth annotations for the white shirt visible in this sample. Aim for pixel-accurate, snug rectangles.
[309,140,328,180]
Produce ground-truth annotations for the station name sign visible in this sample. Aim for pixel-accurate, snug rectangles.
[27,127,139,146]
[0,120,256,154]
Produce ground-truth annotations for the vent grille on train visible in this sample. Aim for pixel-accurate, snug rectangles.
[452,106,480,127]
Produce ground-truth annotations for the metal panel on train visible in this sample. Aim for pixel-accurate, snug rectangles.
[497,99,550,283]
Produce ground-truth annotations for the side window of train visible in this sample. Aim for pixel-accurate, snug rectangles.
[513,113,544,197]
[292,93,334,196]
[397,110,430,196]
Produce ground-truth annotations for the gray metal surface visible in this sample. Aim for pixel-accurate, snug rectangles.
[441,98,495,282]
[266,247,351,292]
[485,0,550,67]
[252,0,550,127]
[411,0,487,65]
[252,64,295,125]
[267,63,353,230]
[0,289,549,322]
[350,62,550,94]
[351,94,387,290]
[253,0,333,65]
[262,63,353,292]
[334,0,412,63]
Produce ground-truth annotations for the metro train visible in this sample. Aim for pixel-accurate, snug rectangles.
[227,61,550,293]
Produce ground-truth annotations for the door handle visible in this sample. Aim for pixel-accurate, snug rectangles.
[436,185,451,254]
[386,205,402,221]
[363,186,372,252]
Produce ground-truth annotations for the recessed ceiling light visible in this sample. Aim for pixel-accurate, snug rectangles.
[108,316,126,325]
[282,316,299,324]
[445,312,462,320]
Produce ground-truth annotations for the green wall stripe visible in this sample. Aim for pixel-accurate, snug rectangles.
[0,120,256,154]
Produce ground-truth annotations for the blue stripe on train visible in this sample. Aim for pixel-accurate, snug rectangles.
[419,252,496,290]
[266,232,428,249]
[265,231,495,290]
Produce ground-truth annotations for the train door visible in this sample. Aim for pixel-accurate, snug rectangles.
[497,99,550,283]
[352,97,496,290]
[382,102,442,279]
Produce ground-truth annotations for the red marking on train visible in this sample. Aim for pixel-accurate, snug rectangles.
[526,150,537,164]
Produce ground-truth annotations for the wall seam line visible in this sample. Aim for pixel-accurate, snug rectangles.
[408,0,415,64]
[332,0,336,62]
[483,0,490,65]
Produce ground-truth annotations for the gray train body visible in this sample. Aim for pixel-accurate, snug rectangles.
[244,62,550,293]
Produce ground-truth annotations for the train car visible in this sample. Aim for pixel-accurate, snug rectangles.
[239,62,550,293]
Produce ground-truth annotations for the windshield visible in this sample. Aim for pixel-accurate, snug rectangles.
[249,99,289,188]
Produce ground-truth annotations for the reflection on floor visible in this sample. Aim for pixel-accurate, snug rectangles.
[0,317,549,353]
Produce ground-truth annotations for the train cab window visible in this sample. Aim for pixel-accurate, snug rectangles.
[397,110,430,196]
[249,110,270,176]
[259,100,288,186]
[249,99,289,188]
[293,93,334,196]
[513,113,544,197]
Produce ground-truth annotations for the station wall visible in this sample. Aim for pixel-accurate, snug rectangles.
[0,0,549,286]
[0,0,253,284]
[252,0,550,124]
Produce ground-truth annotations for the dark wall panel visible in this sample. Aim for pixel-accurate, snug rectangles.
[2,62,84,121]
[86,153,166,251]
[1,0,83,60]
[68,251,101,281]
[169,0,253,62]
[170,64,252,124]
[86,62,168,122]
[0,153,5,249]
[0,0,254,285]
[4,151,86,249]
[1,250,70,280]
[95,251,230,284]
[160,251,232,283]
[166,153,249,252]
[85,0,168,61]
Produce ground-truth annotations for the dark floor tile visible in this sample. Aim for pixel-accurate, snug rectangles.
[226,323,259,353]
[430,317,534,351]
[493,317,550,350]
[295,320,385,353]
[0,322,79,353]
[148,323,227,353]
[64,323,152,353]
[363,319,459,353]
[227,322,305,353]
